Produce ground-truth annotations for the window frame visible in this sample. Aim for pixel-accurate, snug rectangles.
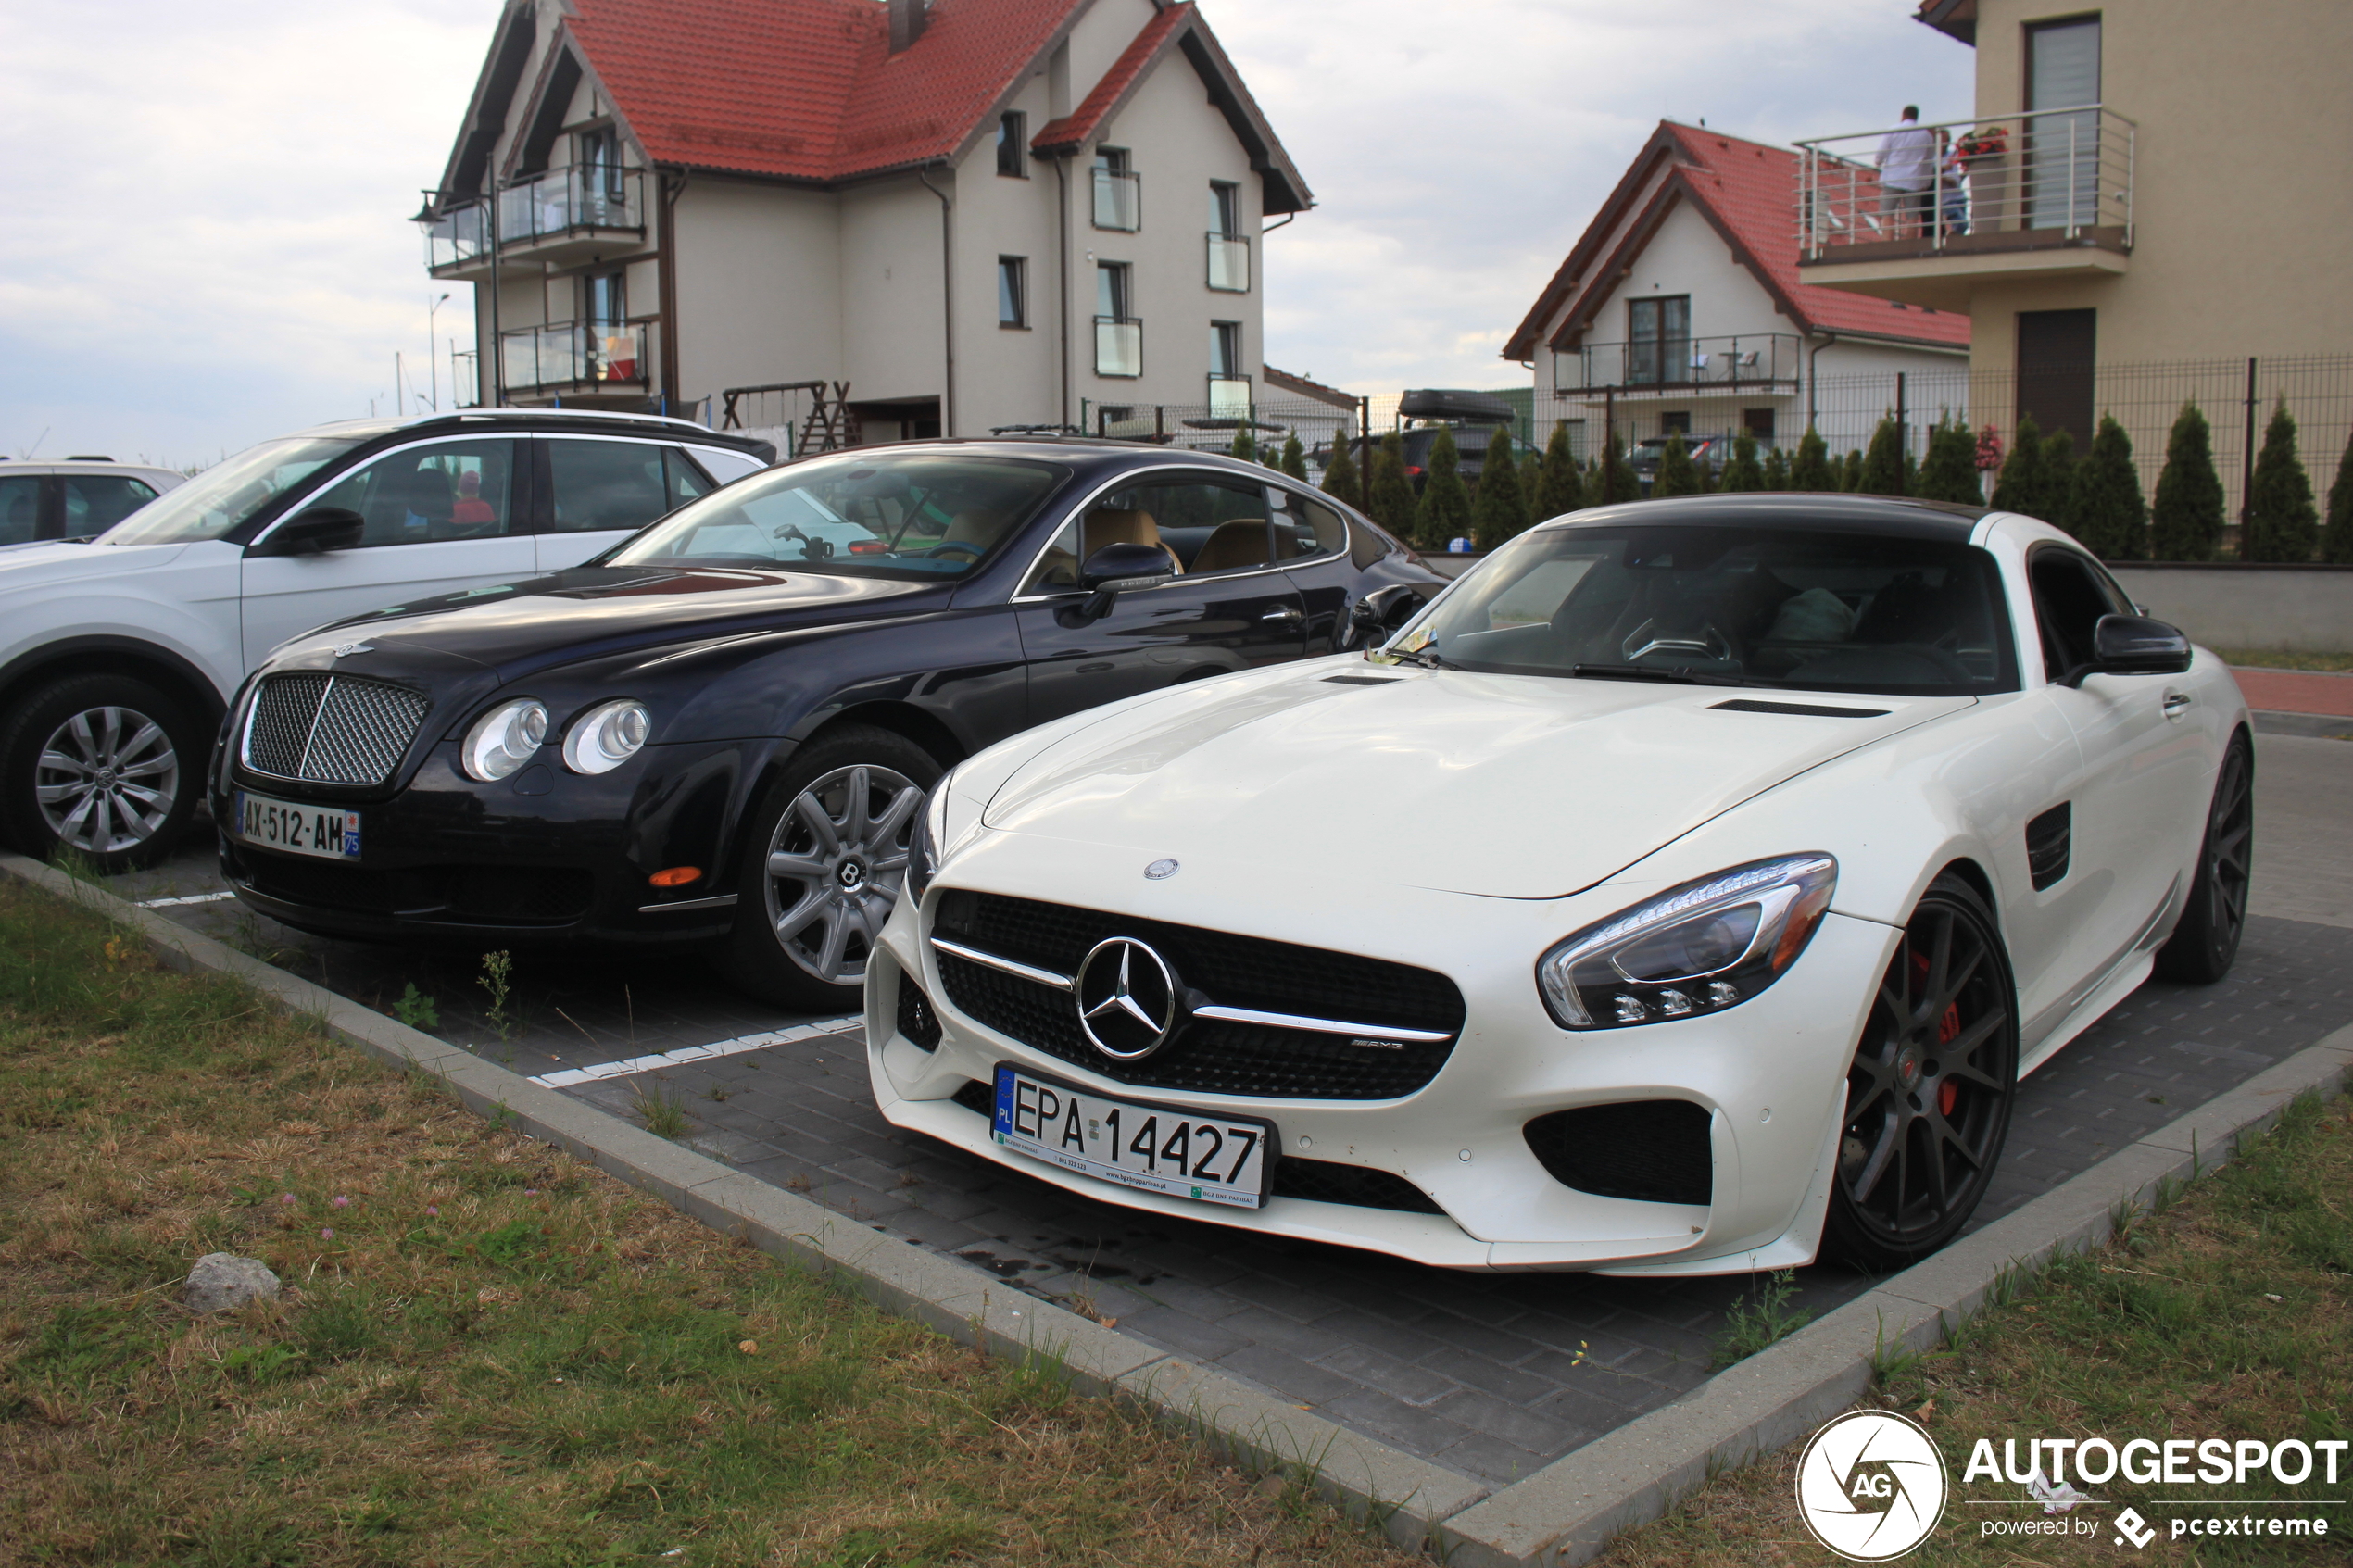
[995,111,1027,178]
[998,256,1027,329]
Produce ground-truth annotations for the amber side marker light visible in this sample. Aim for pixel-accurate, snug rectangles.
[648,867,703,888]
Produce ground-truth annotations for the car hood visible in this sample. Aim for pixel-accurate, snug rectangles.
[981,660,1974,899]
[0,538,190,587]
[280,564,951,684]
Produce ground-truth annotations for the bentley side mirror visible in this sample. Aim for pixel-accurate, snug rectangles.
[2070,613,2192,684]
[252,507,365,557]
[1342,583,1424,651]
[1065,541,1174,623]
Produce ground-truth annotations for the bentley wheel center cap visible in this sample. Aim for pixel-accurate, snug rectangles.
[836,859,867,891]
[1075,937,1182,1060]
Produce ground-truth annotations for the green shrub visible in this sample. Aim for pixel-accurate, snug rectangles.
[1366,431,1416,540]
[1914,418,1983,504]
[2326,427,2353,564]
[2150,401,2227,560]
[1761,445,1789,490]
[1532,423,1584,519]
[1320,436,1364,508]
[1471,429,1530,547]
[1653,433,1701,498]
[2243,398,2320,561]
[1789,426,1834,491]
[1277,433,1307,483]
[1414,428,1472,547]
[1860,415,1906,496]
[2071,414,2149,559]
[1720,434,1766,493]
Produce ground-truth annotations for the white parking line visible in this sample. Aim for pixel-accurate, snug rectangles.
[137,890,238,908]
[528,1015,862,1087]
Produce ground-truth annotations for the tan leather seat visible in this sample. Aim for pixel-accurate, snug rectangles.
[1082,507,1183,573]
[1189,519,1271,573]
[939,508,1011,554]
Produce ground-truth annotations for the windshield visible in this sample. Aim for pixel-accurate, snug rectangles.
[99,435,364,546]
[1387,523,2018,696]
[605,452,1066,578]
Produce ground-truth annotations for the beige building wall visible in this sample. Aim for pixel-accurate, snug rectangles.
[672,180,843,417]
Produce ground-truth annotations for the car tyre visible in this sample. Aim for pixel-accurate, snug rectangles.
[2152,733,2253,985]
[0,673,206,873]
[719,725,942,1011]
[1822,872,2019,1273]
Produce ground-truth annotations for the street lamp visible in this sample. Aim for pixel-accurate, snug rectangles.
[425,292,451,412]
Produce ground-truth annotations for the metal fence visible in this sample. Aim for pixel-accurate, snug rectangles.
[1078,395,1362,465]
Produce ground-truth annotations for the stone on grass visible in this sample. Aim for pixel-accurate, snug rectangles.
[183,1252,282,1313]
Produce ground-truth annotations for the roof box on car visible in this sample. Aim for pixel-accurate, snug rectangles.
[1399,389,1516,424]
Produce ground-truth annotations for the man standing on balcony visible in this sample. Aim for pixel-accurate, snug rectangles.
[1875,106,1936,239]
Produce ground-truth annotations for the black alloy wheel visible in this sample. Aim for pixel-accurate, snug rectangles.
[2153,733,2254,985]
[720,724,942,1010]
[1823,872,2019,1272]
[0,673,205,873]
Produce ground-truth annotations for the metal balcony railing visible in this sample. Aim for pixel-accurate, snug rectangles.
[1794,105,2134,260]
[1094,317,1142,378]
[1207,232,1251,292]
[499,321,647,393]
[497,166,645,246]
[1560,333,1803,393]
[422,201,491,271]
[1092,169,1141,232]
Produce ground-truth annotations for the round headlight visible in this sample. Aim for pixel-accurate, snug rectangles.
[461,698,549,782]
[561,698,651,774]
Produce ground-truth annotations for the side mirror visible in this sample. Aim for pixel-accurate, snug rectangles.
[1342,583,1424,650]
[252,507,364,557]
[2074,613,2192,683]
[1067,541,1174,625]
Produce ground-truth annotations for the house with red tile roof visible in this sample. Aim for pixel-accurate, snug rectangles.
[1504,121,1969,467]
[420,0,1308,444]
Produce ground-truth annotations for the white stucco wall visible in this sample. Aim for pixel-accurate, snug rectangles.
[672,178,845,417]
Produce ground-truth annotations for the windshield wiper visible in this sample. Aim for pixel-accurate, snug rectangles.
[1383,644,1454,670]
[1569,662,1754,687]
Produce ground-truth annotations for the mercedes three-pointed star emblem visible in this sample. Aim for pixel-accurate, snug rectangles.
[1074,936,1182,1060]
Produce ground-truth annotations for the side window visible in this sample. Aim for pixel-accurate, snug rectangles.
[2028,550,2117,679]
[302,439,518,547]
[0,475,43,546]
[1105,475,1268,575]
[1273,493,1347,561]
[662,449,714,509]
[1348,520,1390,570]
[547,440,673,533]
[63,475,160,534]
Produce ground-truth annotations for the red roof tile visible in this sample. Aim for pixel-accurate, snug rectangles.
[1506,121,1969,359]
[1031,1,1189,152]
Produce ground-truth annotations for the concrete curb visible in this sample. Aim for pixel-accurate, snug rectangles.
[10,851,2347,1565]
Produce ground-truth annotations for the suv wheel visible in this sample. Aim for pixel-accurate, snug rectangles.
[719,725,942,1011]
[0,674,206,872]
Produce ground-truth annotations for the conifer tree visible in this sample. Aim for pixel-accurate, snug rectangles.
[1761,445,1790,490]
[2244,398,2321,562]
[1599,433,1640,506]
[1653,433,1701,497]
[1789,426,1833,491]
[1228,427,1257,464]
[2039,429,2078,534]
[1722,433,1766,492]
[1841,450,1864,492]
[1470,428,1529,547]
[1278,433,1308,483]
[2150,402,2226,560]
[2070,414,2148,559]
[1915,418,1982,504]
[1366,431,1417,541]
[1532,423,1583,519]
[1860,415,1906,495]
[1415,428,1472,548]
[1991,415,2044,517]
[1320,433,1364,509]
[2324,428,2353,564]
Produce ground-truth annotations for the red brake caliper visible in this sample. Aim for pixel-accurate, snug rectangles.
[1911,951,1964,1116]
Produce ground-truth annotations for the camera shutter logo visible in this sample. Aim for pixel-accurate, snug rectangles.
[1795,1410,1948,1561]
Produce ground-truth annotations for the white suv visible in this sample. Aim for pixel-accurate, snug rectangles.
[0,409,774,870]
[0,458,186,546]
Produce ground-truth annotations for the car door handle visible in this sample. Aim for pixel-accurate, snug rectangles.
[2161,690,2192,721]
[1260,606,1303,625]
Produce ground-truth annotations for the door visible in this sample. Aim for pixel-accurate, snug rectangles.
[1014,470,1306,726]
[536,435,713,572]
[239,436,534,667]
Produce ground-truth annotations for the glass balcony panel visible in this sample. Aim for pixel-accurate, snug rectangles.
[1207,233,1251,292]
[1207,376,1252,419]
[497,322,648,392]
[495,168,643,246]
[1092,169,1140,232]
[1562,334,1801,393]
[1094,318,1142,378]
[423,202,490,270]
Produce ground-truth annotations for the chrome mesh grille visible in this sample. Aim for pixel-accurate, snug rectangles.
[242,673,430,786]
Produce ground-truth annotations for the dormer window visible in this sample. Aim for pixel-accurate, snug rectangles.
[997,112,1027,178]
[1092,147,1139,232]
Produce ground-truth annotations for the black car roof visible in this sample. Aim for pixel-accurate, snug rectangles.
[1543,492,1992,539]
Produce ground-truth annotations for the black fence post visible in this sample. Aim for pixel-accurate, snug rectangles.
[2240,356,2259,526]
[1896,371,1907,464]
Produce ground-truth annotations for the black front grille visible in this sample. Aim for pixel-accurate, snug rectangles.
[950,1079,994,1117]
[244,852,396,913]
[241,853,592,925]
[1271,1158,1444,1214]
[897,972,942,1051]
[1524,1100,1714,1207]
[931,892,1463,1100]
[243,673,430,786]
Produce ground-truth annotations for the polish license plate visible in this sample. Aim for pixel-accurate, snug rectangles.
[990,1064,1273,1210]
[233,789,361,860]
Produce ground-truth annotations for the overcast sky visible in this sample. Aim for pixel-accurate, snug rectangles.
[0,0,1970,466]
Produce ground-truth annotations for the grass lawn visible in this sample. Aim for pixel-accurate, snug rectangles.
[1598,1094,2353,1565]
[2219,648,2353,673]
[0,877,1416,1568]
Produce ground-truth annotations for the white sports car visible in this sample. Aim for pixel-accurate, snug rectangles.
[862,494,2252,1274]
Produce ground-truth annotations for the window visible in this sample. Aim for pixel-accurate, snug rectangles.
[585,270,626,327]
[1743,408,1777,444]
[1629,295,1691,386]
[1096,262,1131,321]
[1092,146,1139,231]
[579,126,623,200]
[304,439,520,547]
[100,435,362,546]
[2025,17,2101,230]
[62,475,159,535]
[1022,472,1274,590]
[0,475,40,546]
[1209,181,1239,238]
[2029,546,2127,680]
[1209,321,1242,379]
[546,440,711,534]
[998,257,1026,328]
[1206,182,1249,292]
[996,111,1027,178]
[1272,492,1347,561]
[1659,409,1692,435]
[1094,262,1139,376]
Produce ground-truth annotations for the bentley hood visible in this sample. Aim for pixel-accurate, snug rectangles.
[980,660,1973,899]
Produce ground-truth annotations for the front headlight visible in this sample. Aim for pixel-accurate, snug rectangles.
[903,769,955,909]
[1537,855,1837,1029]
[460,698,549,782]
[561,698,651,774]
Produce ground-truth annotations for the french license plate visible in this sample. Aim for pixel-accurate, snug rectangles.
[990,1064,1273,1210]
[233,789,360,860]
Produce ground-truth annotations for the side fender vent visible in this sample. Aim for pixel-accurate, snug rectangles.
[2026,802,2072,891]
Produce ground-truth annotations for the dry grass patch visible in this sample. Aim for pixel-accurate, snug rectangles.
[0,879,1419,1567]
[2220,648,2353,673]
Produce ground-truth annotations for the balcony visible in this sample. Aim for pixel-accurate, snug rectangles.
[1092,169,1140,232]
[423,167,647,280]
[1557,333,1802,395]
[1094,317,1142,378]
[1206,232,1251,293]
[422,201,492,278]
[1794,106,2133,310]
[500,321,647,396]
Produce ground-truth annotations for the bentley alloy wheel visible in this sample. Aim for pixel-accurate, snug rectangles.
[1824,873,2018,1271]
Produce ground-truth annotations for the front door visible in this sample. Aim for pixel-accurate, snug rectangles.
[239,436,535,667]
[1015,470,1306,725]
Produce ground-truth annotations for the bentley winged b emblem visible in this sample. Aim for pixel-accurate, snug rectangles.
[332,642,373,659]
